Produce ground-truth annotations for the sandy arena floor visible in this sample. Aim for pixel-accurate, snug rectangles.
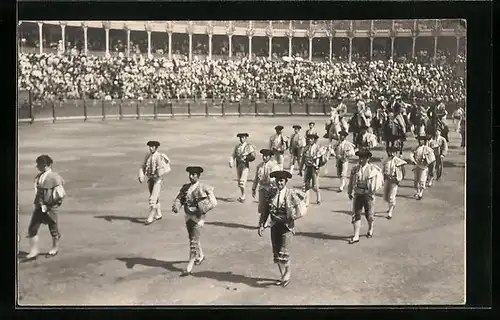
[17,116,465,306]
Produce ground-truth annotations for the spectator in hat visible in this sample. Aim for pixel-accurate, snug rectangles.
[229,133,257,202]
[252,149,281,217]
[24,154,66,261]
[347,149,384,244]
[258,170,307,287]
[409,135,436,200]
[289,125,306,173]
[172,166,217,275]
[269,125,289,170]
[333,130,356,192]
[138,140,172,225]
[298,132,326,205]
[382,146,407,219]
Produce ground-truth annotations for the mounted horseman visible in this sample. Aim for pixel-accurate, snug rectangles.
[426,96,450,142]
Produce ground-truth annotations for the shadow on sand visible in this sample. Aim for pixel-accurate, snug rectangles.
[116,257,186,273]
[116,257,277,288]
[295,232,350,242]
[205,221,257,231]
[216,197,236,203]
[94,215,144,224]
[443,161,465,168]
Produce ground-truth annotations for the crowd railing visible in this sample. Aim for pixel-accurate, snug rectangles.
[17,90,463,124]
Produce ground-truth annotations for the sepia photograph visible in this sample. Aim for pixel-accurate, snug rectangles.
[17,18,467,306]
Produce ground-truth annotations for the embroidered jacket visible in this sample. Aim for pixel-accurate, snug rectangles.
[300,143,323,169]
[269,134,289,153]
[231,142,257,166]
[33,170,65,208]
[334,140,356,162]
[252,160,281,191]
[382,156,407,183]
[259,187,307,230]
[355,132,378,150]
[140,152,170,180]
[428,136,448,157]
[289,133,306,153]
[410,145,436,169]
[173,182,217,218]
[348,163,384,197]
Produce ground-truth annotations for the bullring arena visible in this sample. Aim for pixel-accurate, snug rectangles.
[17,115,465,305]
[17,19,465,306]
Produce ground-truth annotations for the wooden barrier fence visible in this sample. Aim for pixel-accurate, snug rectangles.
[17,91,463,124]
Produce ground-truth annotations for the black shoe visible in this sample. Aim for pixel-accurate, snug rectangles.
[348,238,359,244]
[180,270,192,277]
[282,279,290,287]
[21,256,38,263]
[366,232,373,238]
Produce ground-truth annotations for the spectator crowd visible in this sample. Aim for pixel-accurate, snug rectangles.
[18,52,465,105]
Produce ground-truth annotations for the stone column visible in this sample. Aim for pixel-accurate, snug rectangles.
[208,34,213,60]
[390,37,395,60]
[248,36,252,60]
[60,23,66,53]
[288,36,292,58]
[168,32,172,60]
[126,28,131,57]
[38,21,43,54]
[105,28,110,58]
[328,36,333,61]
[268,37,272,59]
[188,33,193,61]
[433,36,438,61]
[412,36,416,59]
[308,37,313,61]
[83,25,88,55]
[369,37,374,61]
[348,37,353,63]
[147,30,152,58]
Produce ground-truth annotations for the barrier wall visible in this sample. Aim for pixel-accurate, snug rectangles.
[18,91,463,123]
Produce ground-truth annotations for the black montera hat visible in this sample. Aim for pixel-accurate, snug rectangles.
[260,149,274,156]
[236,133,249,138]
[292,125,302,129]
[36,154,53,166]
[275,125,284,131]
[417,135,428,141]
[147,140,160,147]
[355,149,373,158]
[186,166,204,175]
[270,170,292,180]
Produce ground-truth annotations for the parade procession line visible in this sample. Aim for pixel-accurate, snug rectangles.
[17,117,465,305]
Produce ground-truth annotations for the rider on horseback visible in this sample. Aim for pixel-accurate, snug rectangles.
[427,96,450,142]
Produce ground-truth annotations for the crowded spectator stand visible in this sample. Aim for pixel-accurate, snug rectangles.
[17,20,466,123]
